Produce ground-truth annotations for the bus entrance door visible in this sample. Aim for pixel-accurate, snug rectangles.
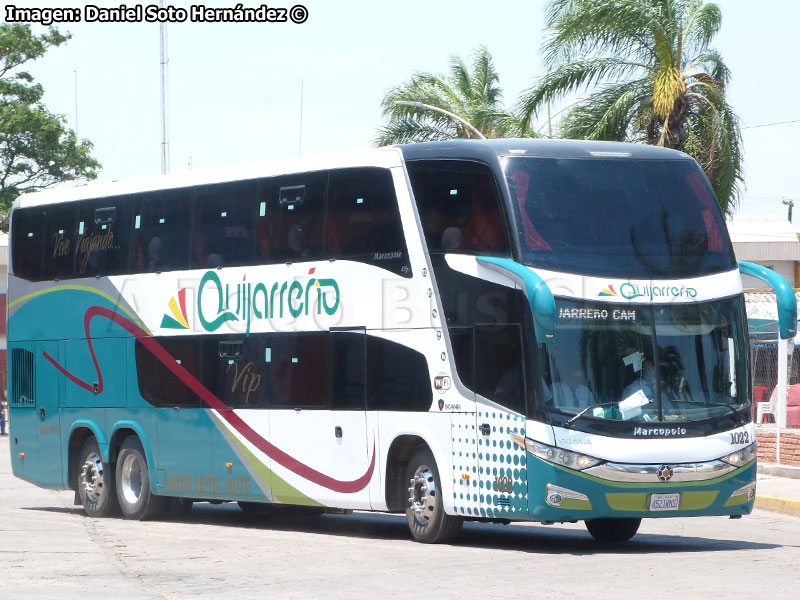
[267,329,371,509]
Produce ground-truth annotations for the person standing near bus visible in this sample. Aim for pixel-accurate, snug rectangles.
[0,402,6,435]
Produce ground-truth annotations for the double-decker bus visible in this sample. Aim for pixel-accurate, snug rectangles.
[8,139,794,543]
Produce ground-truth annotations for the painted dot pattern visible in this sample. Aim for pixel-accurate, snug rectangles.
[450,409,528,518]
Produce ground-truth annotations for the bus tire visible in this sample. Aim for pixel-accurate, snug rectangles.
[405,446,463,543]
[115,436,167,520]
[585,518,641,542]
[76,437,117,518]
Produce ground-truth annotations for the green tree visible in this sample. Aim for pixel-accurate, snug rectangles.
[0,24,100,228]
[376,46,531,145]
[519,0,742,215]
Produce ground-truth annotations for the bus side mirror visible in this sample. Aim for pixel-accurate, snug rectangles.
[476,257,556,343]
[738,261,796,339]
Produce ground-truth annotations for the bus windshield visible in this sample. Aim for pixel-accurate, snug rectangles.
[503,157,736,278]
[537,296,749,427]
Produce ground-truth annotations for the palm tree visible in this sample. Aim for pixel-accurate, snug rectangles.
[518,0,742,215]
[376,46,530,145]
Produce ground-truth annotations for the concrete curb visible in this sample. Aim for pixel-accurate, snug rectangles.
[755,494,800,517]
[757,464,800,479]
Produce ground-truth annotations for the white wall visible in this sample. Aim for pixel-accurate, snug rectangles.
[741,260,795,289]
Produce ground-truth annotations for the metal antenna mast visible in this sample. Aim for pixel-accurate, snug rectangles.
[159,0,169,174]
[298,79,303,157]
[74,70,78,138]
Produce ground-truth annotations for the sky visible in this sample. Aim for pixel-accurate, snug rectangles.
[6,0,800,219]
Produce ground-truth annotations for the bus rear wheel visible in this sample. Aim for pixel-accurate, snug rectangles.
[404,446,463,543]
[115,436,167,520]
[76,437,117,518]
[585,518,641,542]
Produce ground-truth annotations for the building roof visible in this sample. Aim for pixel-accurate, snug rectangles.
[727,216,800,261]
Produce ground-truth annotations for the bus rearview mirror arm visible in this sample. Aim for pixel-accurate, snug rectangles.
[738,261,797,339]
[476,257,557,343]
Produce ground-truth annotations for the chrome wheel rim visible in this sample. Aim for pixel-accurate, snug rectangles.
[120,453,144,506]
[80,452,105,501]
[408,465,436,524]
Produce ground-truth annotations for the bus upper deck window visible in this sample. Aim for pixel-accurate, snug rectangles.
[132,189,192,273]
[407,160,509,257]
[192,180,257,269]
[326,167,410,277]
[257,174,325,263]
[76,199,133,277]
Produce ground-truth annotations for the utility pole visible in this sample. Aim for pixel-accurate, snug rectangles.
[298,79,303,157]
[159,0,169,174]
[783,198,794,223]
[74,70,78,138]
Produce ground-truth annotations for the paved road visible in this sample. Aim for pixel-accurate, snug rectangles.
[2,435,799,600]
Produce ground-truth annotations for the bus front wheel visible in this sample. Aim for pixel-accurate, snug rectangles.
[404,446,463,543]
[76,437,117,518]
[115,436,167,520]
[585,518,641,542]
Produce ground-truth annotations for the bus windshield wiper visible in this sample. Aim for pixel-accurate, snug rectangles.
[665,397,747,426]
[564,402,619,429]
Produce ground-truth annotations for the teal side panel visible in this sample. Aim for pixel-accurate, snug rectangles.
[65,338,127,408]
[209,414,271,502]
[155,407,213,497]
[37,340,64,488]
[8,341,40,486]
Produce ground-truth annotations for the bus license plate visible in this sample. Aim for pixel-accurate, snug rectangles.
[648,493,680,511]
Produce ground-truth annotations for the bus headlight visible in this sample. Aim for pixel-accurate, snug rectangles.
[721,442,757,467]
[525,439,603,471]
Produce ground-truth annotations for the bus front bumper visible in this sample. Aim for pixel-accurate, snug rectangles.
[526,454,757,522]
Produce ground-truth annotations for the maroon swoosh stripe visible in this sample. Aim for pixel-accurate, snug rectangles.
[44,305,375,494]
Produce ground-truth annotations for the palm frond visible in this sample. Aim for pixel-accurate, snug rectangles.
[543,0,663,66]
[374,118,455,146]
[471,45,502,107]
[558,78,650,140]
[685,49,730,86]
[681,0,722,54]
[517,57,647,128]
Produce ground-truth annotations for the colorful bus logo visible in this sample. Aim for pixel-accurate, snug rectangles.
[161,289,191,329]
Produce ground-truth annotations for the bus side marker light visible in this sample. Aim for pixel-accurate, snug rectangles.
[226,462,233,469]
[461,473,470,481]
[19,452,25,460]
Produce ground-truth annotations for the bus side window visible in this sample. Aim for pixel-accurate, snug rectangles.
[407,161,509,256]
[366,335,432,411]
[263,332,329,408]
[327,168,411,277]
[475,323,525,414]
[192,180,257,269]
[330,330,366,410]
[75,197,133,277]
[43,204,78,280]
[132,188,193,273]
[11,208,45,281]
[205,336,266,408]
[135,336,203,408]
[256,173,325,263]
